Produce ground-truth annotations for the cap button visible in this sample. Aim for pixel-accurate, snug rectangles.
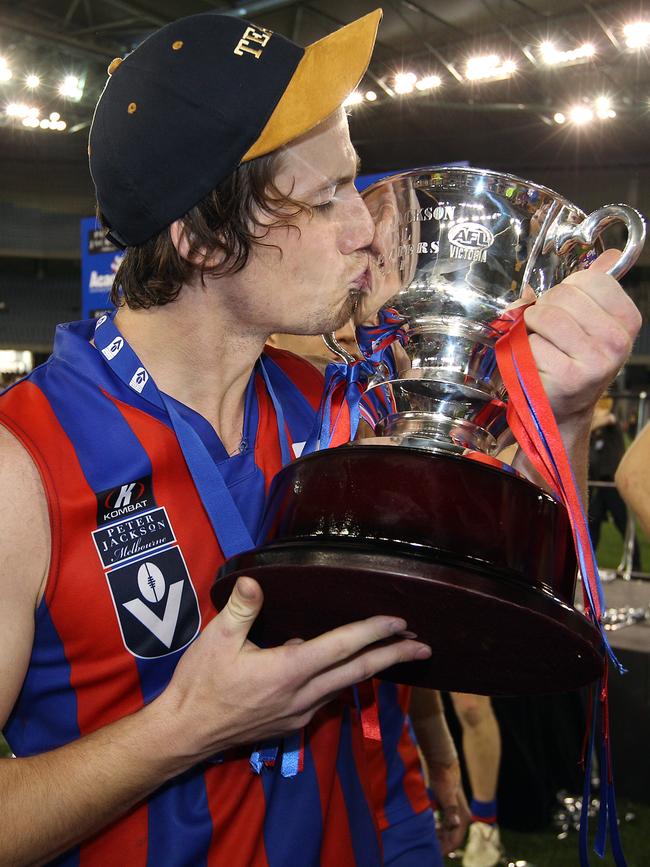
[107,57,123,75]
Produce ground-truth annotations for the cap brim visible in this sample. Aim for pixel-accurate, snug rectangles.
[242,8,381,162]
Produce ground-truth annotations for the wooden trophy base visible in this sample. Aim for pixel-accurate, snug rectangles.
[212,446,603,695]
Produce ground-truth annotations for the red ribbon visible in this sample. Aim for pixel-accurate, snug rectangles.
[494,302,625,865]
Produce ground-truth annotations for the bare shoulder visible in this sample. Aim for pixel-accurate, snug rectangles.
[0,424,50,724]
[0,422,50,607]
[617,421,650,479]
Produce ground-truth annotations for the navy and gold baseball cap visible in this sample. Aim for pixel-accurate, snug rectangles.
[89,9,381,248]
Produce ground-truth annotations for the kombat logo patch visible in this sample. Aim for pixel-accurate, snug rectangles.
[92,506,176,569]
[96,475,155,525]
[106,546,200,658]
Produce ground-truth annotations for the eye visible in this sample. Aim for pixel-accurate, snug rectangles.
[313,199,335,212]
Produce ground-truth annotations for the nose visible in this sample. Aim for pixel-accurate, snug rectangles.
[338,192,375,255]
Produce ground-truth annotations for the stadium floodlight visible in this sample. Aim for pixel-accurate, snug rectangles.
[342,91,364,107]
[394,72,417,94]
[623,21,650,49]
[58,74,84,100]
[416,74,442,91]
[465,55,516,81]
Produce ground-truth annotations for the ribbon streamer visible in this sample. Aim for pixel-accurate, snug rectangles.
[494,305,626,866]
[304,308,409,453]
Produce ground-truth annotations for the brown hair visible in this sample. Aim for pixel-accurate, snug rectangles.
[102,151,310,309]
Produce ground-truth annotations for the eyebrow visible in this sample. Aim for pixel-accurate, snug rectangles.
[309,151,362,196]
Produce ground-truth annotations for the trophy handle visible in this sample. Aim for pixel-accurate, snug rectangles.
[555,204,646,281]
[322,332,356,364]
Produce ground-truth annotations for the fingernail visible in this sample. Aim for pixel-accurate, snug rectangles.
[415,645,432,660]
[236,576,256,599]
[398,630,418,639]
[389,619,407,634]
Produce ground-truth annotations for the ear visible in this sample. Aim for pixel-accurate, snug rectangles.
[169,219,225,269]
[169,219,194,262]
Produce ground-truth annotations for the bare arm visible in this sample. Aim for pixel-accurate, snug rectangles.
[409,687,470,855]
[616,422,650,536]
[0,426,431,866]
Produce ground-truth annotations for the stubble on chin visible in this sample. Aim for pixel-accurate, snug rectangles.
[298,294,357,337]
[332,294,358,332]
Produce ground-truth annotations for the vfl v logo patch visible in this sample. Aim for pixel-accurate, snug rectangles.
[106,547,200,658]
[123,561,184,648]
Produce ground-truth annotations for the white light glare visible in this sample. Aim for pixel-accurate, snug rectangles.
[624,22,650,49]
[594,97,616,119]
[343,91,364,107]
[6,103,38,119]
[22,116,39,128]
[365,90,377,101]
[540,41,595,64]
[58,74,83,100]
[569,105,593,124]
[416,74,442,91]
[554,112,566,124]
[394,72,417,94]
[0,58,12,82]
[49,111,60,121]
[25,74,40,89]
[465,55,516,81]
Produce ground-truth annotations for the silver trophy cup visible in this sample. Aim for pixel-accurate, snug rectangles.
[332,166,645,457]
[214,169,645,694]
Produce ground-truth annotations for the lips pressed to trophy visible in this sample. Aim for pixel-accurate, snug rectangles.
[212,167,646,695]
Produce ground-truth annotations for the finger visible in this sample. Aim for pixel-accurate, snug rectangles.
[301,638,431,701]
[524,292,632,363]
[549,262,640,338]
[438,824,465,856]
[588,247,623,273]
[507,283,536,309]
[214,576,264,650]
[526,332,610,412]
[294,615,409,680]
[440,805,461,828]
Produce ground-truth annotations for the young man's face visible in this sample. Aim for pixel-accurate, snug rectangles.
[227,108,375,337]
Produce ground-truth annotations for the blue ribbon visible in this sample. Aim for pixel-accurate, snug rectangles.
[93,312,302,776]
[303,308,408,455]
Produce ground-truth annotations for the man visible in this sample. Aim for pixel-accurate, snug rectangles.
[0,10,641,867]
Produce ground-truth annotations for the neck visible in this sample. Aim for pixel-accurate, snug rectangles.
[114,283,267,454]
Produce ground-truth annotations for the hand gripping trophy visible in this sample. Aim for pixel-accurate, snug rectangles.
[213,167,645,696]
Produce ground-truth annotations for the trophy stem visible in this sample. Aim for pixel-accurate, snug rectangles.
[373,411,498,454]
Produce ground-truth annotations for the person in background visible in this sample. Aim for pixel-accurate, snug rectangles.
[615,407,650,538]
[589,394,640,570]
[447,693,502,867]
[268,327,472,859]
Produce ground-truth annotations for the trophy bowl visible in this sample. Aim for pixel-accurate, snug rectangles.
[212,167,645,695]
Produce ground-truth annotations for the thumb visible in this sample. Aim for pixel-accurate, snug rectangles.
[589,247,623,273]
[216,575,263,648]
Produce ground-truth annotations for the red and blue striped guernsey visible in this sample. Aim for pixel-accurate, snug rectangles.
[0,319,431,866]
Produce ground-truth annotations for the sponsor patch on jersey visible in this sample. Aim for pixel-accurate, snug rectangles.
[96,475,156,525]
[92,506,175,569]
[105,546,200,658]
